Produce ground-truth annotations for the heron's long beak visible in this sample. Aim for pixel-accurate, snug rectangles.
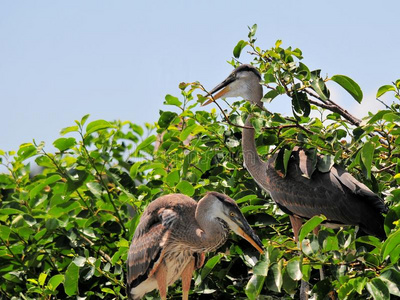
[236,221,264,254]
[202,74,235,106]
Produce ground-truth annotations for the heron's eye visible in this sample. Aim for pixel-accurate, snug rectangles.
[229,212,235,217]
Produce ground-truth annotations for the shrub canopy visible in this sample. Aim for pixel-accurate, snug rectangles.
[1,25,400,299]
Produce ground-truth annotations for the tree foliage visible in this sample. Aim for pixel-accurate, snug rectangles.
[1,25,400,299]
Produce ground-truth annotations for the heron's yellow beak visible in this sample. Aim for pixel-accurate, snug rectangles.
[202,86,231,106]
[237,227,264,254]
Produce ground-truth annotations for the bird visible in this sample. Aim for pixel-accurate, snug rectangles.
[126,192,264,300]
[204,64,388,242]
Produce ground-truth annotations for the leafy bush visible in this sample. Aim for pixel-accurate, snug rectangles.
[1,25,399,299]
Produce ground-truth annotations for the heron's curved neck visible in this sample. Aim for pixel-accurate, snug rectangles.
[242,115,269,190]
[193,200,228,251]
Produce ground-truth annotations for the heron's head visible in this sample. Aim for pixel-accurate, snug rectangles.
[204,64,263,107]
[202,192,264,254]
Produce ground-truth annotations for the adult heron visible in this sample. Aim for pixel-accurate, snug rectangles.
[205,64,388,241]
[126,192,264,300]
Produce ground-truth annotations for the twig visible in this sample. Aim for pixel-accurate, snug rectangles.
[375,163,396,175]
[376,98,391,110]
[79,233,113,264]
[79,132,127,235]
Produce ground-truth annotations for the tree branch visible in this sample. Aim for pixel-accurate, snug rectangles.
[305,89,362,126]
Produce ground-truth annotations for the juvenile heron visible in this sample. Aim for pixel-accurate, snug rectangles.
[205,64,388,241]
[126,192,264,300]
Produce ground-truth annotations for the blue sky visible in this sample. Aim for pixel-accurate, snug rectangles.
[1,1,399,159]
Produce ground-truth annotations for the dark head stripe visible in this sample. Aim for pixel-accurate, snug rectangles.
[233,64,261,79]
[207,192,239,211]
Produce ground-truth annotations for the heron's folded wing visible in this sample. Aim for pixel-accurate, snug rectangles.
[127,208,177,289]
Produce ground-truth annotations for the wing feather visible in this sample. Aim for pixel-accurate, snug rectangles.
[266,148,387,233]
[127,208,178,289]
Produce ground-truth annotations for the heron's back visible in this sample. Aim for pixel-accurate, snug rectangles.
[264,149,387,239]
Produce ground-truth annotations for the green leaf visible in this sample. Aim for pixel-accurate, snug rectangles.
[29,174,62,199]
[299,215,326,242]
[47,274,64,291]
[164,94,182,107]
[331,75,363,103]
[292,91,310,117]
[337,282,355,299]
[351,277,367,294]
[296,62,311,80]
[380,269,400,296]
[376,84,395,98]
[233,40,247,58]
[130,161,145,179]
[158,111,178,129]
[248,24,257,38]
[310,73,330,101]
[45,218,59,230]
[38,272,47,286]
[253,254,270,276]
[180,124,197,141]
[64,262,79,296]
[86,182,102,199]
[0,208,24,216]
[262,90,279,103]
[356,235,381,248]
[367,110,391,124]
[0,225,11,240]
[286,257,302,281]
[275,147,292,177]
[381,228,400,261]
[265,260,283,293]
[17,143,37,161]
[366,278,390,300]
[101,287,116,295]
[35,155,55,168]
[245,274,265,300]
[383,112,400,123]
[165,170,180,186]
[361,141,375,179]
[60,125,79,135]
[364,253,380,267]
[385,205,400,234]
[176,180,195,196]
[80,114,90,126]
[301,264,311,282]
[282,268,297,295]
[135,135,156,154]
[53,137,77,152]
[85,120,114,136]
[200,254,222,281]
[183,150,196,175]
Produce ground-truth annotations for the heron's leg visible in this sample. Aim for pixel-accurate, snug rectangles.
[313,225,321,236]
[289,215,310,300]
[311,225,325,281]
[300,280,310,300]
[181,258,195,300]
[155,262,168,300]
[289,215,303,242]
[195,252,205,269]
